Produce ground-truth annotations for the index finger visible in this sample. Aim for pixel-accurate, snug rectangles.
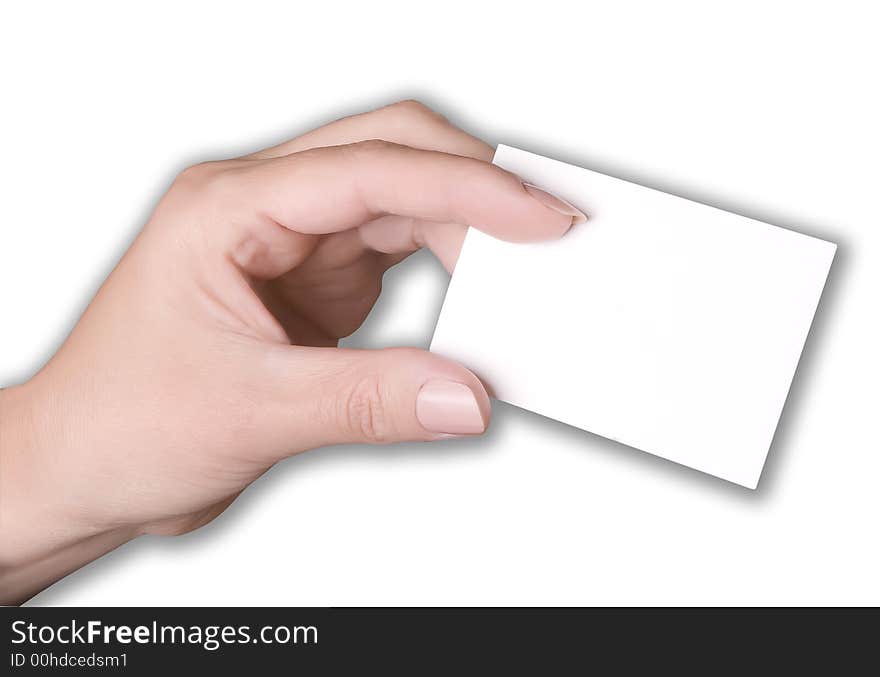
[244,100,494,162]
[186,141,585,279]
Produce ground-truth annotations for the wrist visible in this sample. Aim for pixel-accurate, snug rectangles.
[0,381,139,604]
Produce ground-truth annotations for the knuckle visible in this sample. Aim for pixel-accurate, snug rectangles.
[382,99,446,124]
[170,160,236,204]
[349,138,398,155]
[386,99,443,121]
[343,374,392,444]
[173,161,216,191]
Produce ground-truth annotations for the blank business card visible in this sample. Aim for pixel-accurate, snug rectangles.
[430,145,836,488]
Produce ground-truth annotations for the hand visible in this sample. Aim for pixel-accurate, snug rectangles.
[0,100,585,604]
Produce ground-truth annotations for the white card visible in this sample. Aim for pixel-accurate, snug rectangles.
[431,145,836,488]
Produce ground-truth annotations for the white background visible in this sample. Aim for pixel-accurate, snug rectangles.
[1,1,877,605]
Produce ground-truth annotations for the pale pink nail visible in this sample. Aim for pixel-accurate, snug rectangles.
[416,380,487,435]
[523,183,588,225]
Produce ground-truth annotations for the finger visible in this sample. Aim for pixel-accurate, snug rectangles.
[253,346,492,458]
[254,142,585,237]
[245,99,493,162]
[186,141,585,277]
[241,100,493,273]
[358,215,468,272]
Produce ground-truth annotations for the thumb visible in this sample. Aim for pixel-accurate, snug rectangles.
[264,346,491,454]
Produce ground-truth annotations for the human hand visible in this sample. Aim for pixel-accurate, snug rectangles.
[0,100,585,603]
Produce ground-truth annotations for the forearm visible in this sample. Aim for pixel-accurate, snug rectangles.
[0,383,137,605]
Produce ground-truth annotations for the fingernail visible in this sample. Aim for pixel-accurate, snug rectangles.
[416,380,487,435]
[523,183,588,225]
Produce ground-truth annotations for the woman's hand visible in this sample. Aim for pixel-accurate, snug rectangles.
[0,100,585,604]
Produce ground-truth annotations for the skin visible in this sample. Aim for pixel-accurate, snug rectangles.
[0,101,583,605]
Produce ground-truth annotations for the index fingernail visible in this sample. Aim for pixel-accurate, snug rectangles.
[523,183,588,225]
